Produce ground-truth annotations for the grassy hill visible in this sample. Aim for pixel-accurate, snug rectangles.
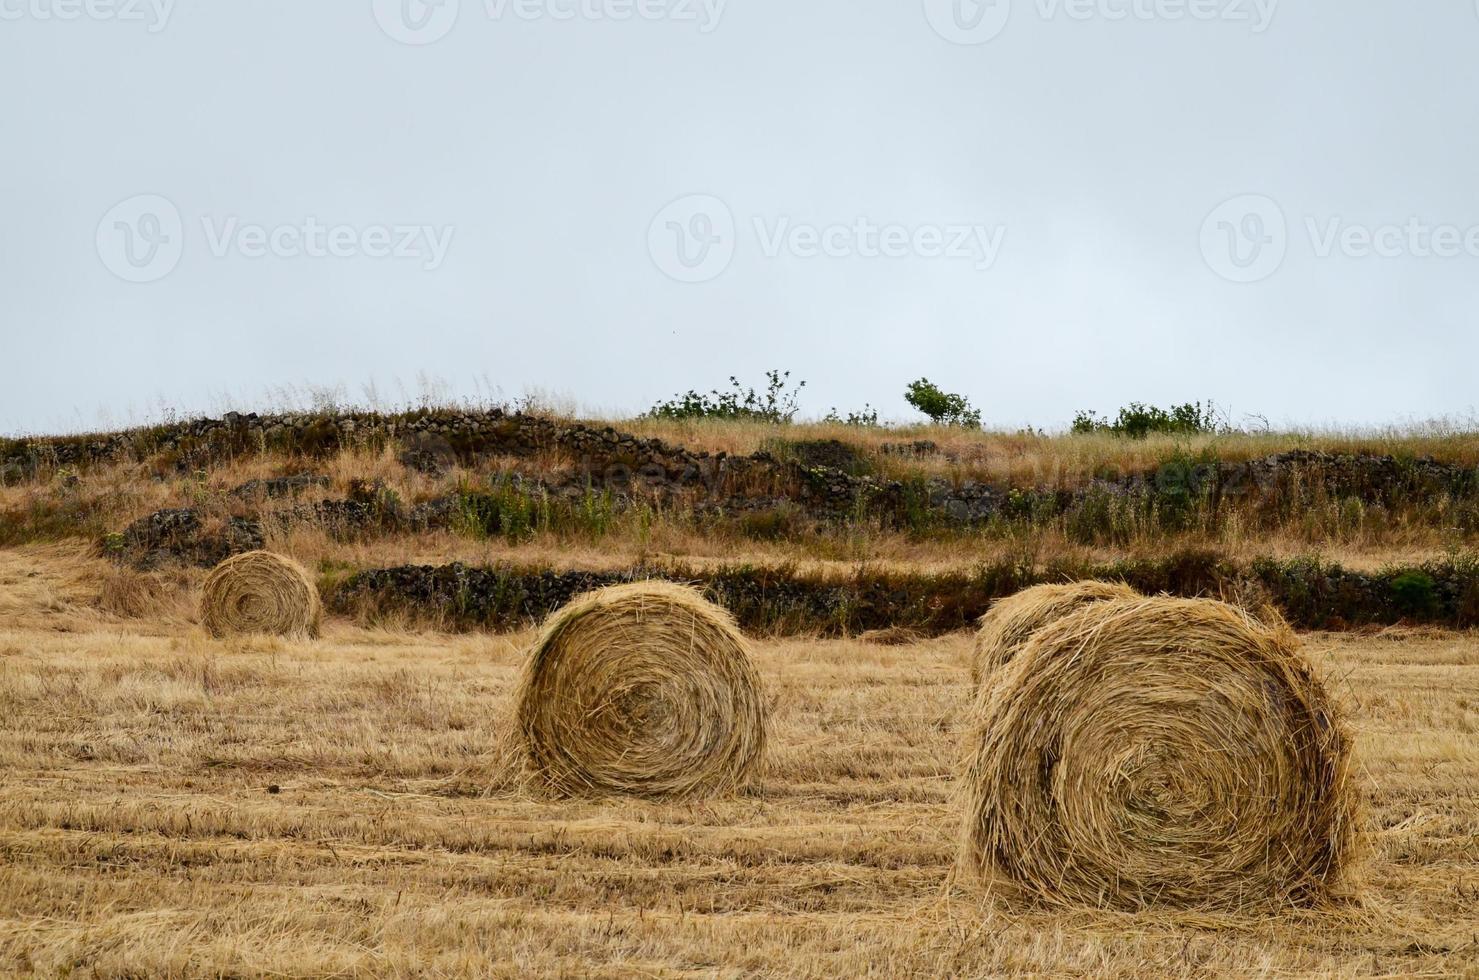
[4,407,1478,632]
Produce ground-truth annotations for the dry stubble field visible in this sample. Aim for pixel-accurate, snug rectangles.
[0,546,1476,977]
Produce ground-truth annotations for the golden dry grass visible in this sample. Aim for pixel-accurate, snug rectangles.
[624,416,1479,482]
[0,546,1476,976]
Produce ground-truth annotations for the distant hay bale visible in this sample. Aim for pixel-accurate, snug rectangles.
[516,581,767,799]
[970,580,1140,686]
[961,596,1358,911]
[199,551,322,640]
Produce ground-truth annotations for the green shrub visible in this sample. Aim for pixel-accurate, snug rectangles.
[1072,401,1224,439]
[738,504,806,541]
[1151,449,1211,531]
[648,370,805,423]
[904,379,981,428]
[1390,571,1437,616]
[1064,487,1137,546]
[823,405,880,427]
[452,480,544,543]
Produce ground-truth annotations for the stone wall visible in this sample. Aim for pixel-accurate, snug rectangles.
[329,553,1479,635]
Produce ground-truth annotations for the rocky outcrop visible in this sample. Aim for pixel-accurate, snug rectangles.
[330,561,1003,637]
[231,473,330,500]
[108,509,263,569]
[1,409,736,491]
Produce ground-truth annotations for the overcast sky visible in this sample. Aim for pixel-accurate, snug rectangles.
[3,0,1477,434]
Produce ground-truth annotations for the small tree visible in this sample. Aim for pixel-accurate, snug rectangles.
[904,379,981,428]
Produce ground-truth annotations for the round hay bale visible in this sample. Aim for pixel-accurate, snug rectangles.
[961,596,1358,911]
[199,550,322,640]
[971,580,1140,686]
[515,581,767,799]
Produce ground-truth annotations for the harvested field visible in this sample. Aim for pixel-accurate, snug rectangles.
[0,548,1475,976]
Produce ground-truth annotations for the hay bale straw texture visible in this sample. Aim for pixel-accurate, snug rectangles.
[516,581,767,799]
[199,551,322,640]
[971,580,1140,686]
[961,596,1358,911]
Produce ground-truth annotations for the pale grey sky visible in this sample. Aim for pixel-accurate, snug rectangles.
[3,0,1477,434]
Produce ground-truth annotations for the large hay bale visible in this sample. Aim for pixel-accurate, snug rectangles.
[961,596,1358,911]
[970,580,1140,686]
[199,550,322,640]
[515,581,767,799]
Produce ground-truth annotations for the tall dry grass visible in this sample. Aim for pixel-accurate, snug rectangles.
[623,416,1479,483]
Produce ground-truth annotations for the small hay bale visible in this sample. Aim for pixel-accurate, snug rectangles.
[970,580,1140,685]
[199,550,322,640]
[960,596,1359,911]
[515,581,767,799]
